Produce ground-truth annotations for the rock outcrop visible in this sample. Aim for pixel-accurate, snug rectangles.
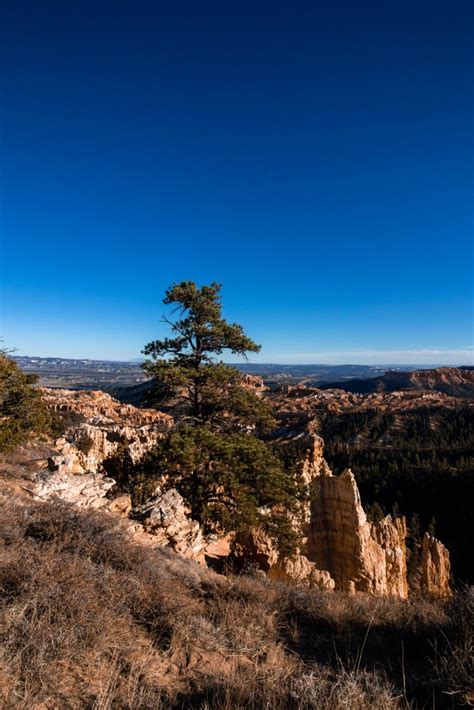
[321,366,474,399]
[35,470,116,508]
[106,493,133,517]
[31,388,452,597]
[240,374,269,394]
[41,388,173,427]
[32,388,173,515]
[232,435,450,598]
[231,526,335,591]
[267,555,335,591]
[131,489,205,560]
[421,533,451,598]
[231,527,279,570]
[307,466,408,597]
[42,388,173,475]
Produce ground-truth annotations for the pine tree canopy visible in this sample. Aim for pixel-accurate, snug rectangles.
[0,349,50,451]
[136,281,304,551]
[142,281,273,430]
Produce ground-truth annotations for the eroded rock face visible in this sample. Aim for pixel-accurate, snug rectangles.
[131,489,205,560]
[231,527,335,591]
[41,388,173,427]
[33,388,173,514]
[35,470,116,508]
[229,435,452,598]
[106,493,132,517]
[307,466,408,597]
[421,533,451,597]
[33,389,452,596]
[293,434,332,487]
[42,388,173,475]
[231,528,279,571]
[268,555,335,591]
[240,374,268,395]
[371,515,408,598]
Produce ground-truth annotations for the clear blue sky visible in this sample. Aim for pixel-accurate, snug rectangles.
[1,1,472,364]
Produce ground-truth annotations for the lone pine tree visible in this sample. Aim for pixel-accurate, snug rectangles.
[143,281,273,430]
[139,281,303,549]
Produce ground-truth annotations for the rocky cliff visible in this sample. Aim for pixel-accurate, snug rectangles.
[25,388,453,598]
[308,466,408,597]
[321,367,474,398]
[42,387,173,474]
[303,435,449,597]
[232,433,451,597]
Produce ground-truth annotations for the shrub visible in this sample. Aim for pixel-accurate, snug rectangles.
[0,351,50,451]
[74,432,95,455]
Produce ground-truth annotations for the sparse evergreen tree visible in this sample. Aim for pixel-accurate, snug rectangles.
[139,282,303,551]
[0,349,50,451]
[143,281,273,430]
[366,501,385,523]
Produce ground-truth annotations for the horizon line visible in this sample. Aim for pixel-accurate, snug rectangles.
[12,354,473,369]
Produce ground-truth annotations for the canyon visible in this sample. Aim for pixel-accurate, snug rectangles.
[2,385,453,599]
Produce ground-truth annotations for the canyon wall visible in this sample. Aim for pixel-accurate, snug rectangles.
[33,389,452,598]
[302,436,450,598]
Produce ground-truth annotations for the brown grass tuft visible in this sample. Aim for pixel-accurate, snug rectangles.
[0,500,471,708]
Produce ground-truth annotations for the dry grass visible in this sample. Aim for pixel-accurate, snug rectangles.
[0,501,472,709]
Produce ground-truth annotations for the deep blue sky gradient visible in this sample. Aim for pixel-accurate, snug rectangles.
[1,1,472,363]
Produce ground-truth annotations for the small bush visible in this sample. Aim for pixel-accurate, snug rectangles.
[49,409,86,436]
[74,432,95,455]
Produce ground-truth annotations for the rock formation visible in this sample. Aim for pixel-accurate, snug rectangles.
[41,388,173,477]
[320,366,474,399]
[131,488,205,560]
[30,388,452,597]
[231,527,279,570]
[307,466,408,597]
[232,435,450,598]
[240,373,269,394]
[421,533,451,598]
[267,555,335,590]
[41,388,173,427]
[35,470,116,508]
[106,493,132,517]
[300,435,452,598]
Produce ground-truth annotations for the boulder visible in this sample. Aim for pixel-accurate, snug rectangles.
[34,470,115,509]
[106,493,133,517]
[131,489,205,560]
[232,527,335,590]
[231,527,279,571]
[268,554,335,590]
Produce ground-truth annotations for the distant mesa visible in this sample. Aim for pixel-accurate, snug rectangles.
[321,367,474,399]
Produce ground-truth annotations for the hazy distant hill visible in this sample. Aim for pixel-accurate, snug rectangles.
[15,355,426,390]
[13,356,149,390]
[322,367,474,399]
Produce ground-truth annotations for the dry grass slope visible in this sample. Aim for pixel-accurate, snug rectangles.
[0,501,472,709]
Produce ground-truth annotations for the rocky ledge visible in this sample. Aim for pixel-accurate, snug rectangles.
[29,388,451,599]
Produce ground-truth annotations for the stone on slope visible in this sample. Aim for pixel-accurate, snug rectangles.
[34,470,115,508]
[267,554,335,590]
[231,527,335,590]
[131,489,205,560]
